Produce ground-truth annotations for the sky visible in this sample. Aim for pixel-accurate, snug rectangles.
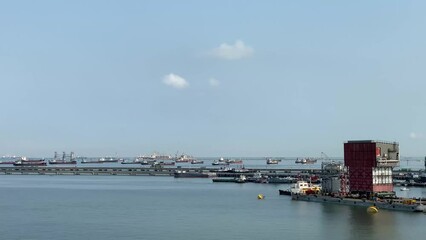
[1,1,426,158]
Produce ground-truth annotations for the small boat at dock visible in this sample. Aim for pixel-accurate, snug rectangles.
[280,180,321,195]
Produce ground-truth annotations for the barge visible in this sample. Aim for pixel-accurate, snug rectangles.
[291,194,425,213]
[281,180,426,212]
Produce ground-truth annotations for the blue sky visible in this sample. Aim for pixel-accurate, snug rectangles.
[1,1,426,157]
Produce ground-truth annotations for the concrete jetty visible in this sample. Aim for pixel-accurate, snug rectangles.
[0,166,320,177]
[0,166,424,187]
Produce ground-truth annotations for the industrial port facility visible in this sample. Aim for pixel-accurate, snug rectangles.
[1,140,426,213]
[288,140,425,213]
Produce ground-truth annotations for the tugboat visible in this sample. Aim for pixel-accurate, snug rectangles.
[279,180,321,195]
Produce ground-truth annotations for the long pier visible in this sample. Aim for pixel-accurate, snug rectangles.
[0,166,322,177]
[0,166,425,186]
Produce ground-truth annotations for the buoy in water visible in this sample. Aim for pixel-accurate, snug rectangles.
[367,206,378,214]
[257,194,265,200]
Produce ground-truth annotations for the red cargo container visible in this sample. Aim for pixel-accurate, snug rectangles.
[344,140,398,193]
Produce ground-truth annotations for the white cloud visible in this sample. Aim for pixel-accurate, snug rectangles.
[409,132,423,139]
[209,78,220,87]
[163,73,189,89]
[210,40,253,60]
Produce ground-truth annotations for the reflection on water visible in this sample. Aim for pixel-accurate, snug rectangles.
[348,207,399,240]
[0,175,425,240]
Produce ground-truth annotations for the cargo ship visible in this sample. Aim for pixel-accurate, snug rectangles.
[49,152,77,165]
[99,157,121,163]
[121,159,143,164]
[49,159,77,165]
[81,159,103,164]
[13,158,47,166]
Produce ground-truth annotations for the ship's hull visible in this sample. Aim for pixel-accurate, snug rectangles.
[13,162,47,166]
[49,161,77,165]
[0,161,15,164]
[291,194,425,212]
[174,172,216,178]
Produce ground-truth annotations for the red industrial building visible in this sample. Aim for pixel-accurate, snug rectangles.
[344,140,399,194]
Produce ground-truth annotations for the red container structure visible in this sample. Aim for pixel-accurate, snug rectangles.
[344,140,399,194]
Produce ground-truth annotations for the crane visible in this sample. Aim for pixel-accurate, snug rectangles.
[321,152,330,161]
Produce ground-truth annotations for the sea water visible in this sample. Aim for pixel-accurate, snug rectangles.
[0,175,425,240]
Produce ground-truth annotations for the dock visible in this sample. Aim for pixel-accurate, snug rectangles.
[0,166,320,177]
[0,166,424,187]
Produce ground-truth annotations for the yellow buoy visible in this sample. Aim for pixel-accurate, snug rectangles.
[257,194,264,200]
[367,206,379,214]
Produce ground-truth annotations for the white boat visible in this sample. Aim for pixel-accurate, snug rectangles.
[400,187,410,191]
[212,157,229,165]
[295,158,317,164]
[290,181,322,195]
[235,175,246,183]
[266,158,281,164]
